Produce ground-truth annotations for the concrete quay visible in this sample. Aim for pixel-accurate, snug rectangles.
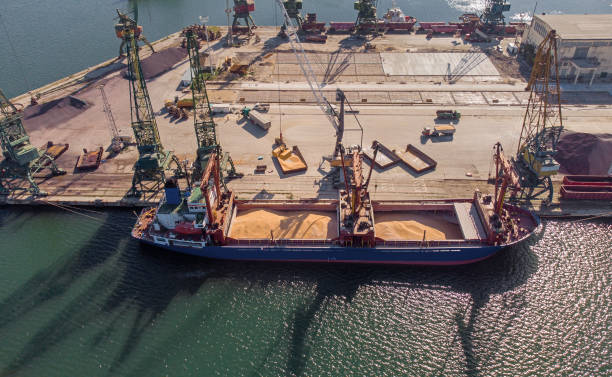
[2,27,611,219]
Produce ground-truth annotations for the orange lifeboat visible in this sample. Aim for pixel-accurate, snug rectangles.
[174,221,201,235]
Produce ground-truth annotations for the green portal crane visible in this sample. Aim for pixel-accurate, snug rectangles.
[186,30,241,182]
[481,0,511,25]
[354,0,378,30]
[122,17,182,197]
[281,0,304,34]
[0,89,65,196]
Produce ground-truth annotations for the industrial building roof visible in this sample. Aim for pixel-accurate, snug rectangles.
[536,14,612,40]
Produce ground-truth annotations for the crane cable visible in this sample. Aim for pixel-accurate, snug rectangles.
[40,200,108,223]
[274,0,282,137]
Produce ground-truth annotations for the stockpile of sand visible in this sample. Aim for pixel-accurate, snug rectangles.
[556,132,612,175]
[229,209,337,239]
[277,153,306,172]
[23,96,90,131]
[140,47,187,79]
[374,212,463,241]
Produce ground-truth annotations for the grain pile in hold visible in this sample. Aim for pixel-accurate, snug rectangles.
[374,212,463,241]
[22,96,90,131]
[229,209,337,239]
[556,132,612,175]
[124,47,187,80]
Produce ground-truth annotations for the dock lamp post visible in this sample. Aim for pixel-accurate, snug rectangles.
[225,0,234,46]
[199,16,214,74]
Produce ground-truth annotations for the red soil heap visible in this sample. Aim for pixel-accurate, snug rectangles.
[556,132,612,175]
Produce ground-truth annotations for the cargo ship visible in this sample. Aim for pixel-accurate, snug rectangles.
[132,147,539,265]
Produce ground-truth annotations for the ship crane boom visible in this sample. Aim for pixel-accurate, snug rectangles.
[274,0,342,154]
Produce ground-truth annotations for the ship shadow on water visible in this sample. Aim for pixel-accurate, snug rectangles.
[0,207,539,376]
[281,240,539,377]
[148,237,536,377]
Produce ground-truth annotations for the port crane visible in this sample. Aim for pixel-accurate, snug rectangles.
[0,89,66,196]
[513,29,563,203]
[354,0,379,32]
[489,30,562,204]
[97,84,125,153]
[115,9,155,58]
[481,0,511,26]
[232,0,257,36]
[280,0,304,36]
[186,29,241,182]
[120,16,182,197]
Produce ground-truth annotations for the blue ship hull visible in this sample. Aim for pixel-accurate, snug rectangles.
[137,238,510,265]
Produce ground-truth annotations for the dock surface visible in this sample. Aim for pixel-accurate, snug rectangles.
[3,27,611,219]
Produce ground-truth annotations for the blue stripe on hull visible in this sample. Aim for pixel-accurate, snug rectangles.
[137,239,505,265]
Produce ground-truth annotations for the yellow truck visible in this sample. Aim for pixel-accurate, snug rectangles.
[422,124,456,137]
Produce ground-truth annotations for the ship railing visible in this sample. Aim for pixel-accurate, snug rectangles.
[377,239,484,248]
[226,238,336,247]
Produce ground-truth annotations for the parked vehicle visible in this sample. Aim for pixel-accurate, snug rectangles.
[436,109,461,120]
[422,125,456,137]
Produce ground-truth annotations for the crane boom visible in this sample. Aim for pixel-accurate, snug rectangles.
[98,85,119,139]
[125,28,163,155]
[186,30,240,181]
[121,13,182,196]
[187,31,217,155]
[274,0,340,139]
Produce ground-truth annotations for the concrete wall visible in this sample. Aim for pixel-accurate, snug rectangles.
[522,16,612,83]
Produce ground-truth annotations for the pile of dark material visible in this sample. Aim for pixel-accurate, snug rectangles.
[556,132,612,175]
[123,47,187,80]
[22,96,90,131]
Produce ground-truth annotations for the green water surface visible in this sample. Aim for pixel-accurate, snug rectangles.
[0,208,610,376]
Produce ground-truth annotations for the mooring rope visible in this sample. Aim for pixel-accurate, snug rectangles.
[571,212,612,223]
[40,200,107,222]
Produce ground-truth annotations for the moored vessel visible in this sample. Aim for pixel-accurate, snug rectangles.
[132,148,540,265]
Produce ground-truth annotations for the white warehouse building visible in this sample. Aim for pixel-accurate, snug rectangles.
[522,14,612,85]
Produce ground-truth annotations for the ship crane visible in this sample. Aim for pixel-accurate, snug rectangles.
[0,89,66,196]
[513,29,563,203]
[120,16,182,197]
[186,29,241,182]
[337,143,376,247]
[491,142,520,214]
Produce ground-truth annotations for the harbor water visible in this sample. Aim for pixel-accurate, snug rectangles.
[0,208,610,375]
[2,0,612,97]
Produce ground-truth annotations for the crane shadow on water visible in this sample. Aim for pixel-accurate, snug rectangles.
[0,206,540,376]
[0,208,218,375]
[229,239,538,376]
